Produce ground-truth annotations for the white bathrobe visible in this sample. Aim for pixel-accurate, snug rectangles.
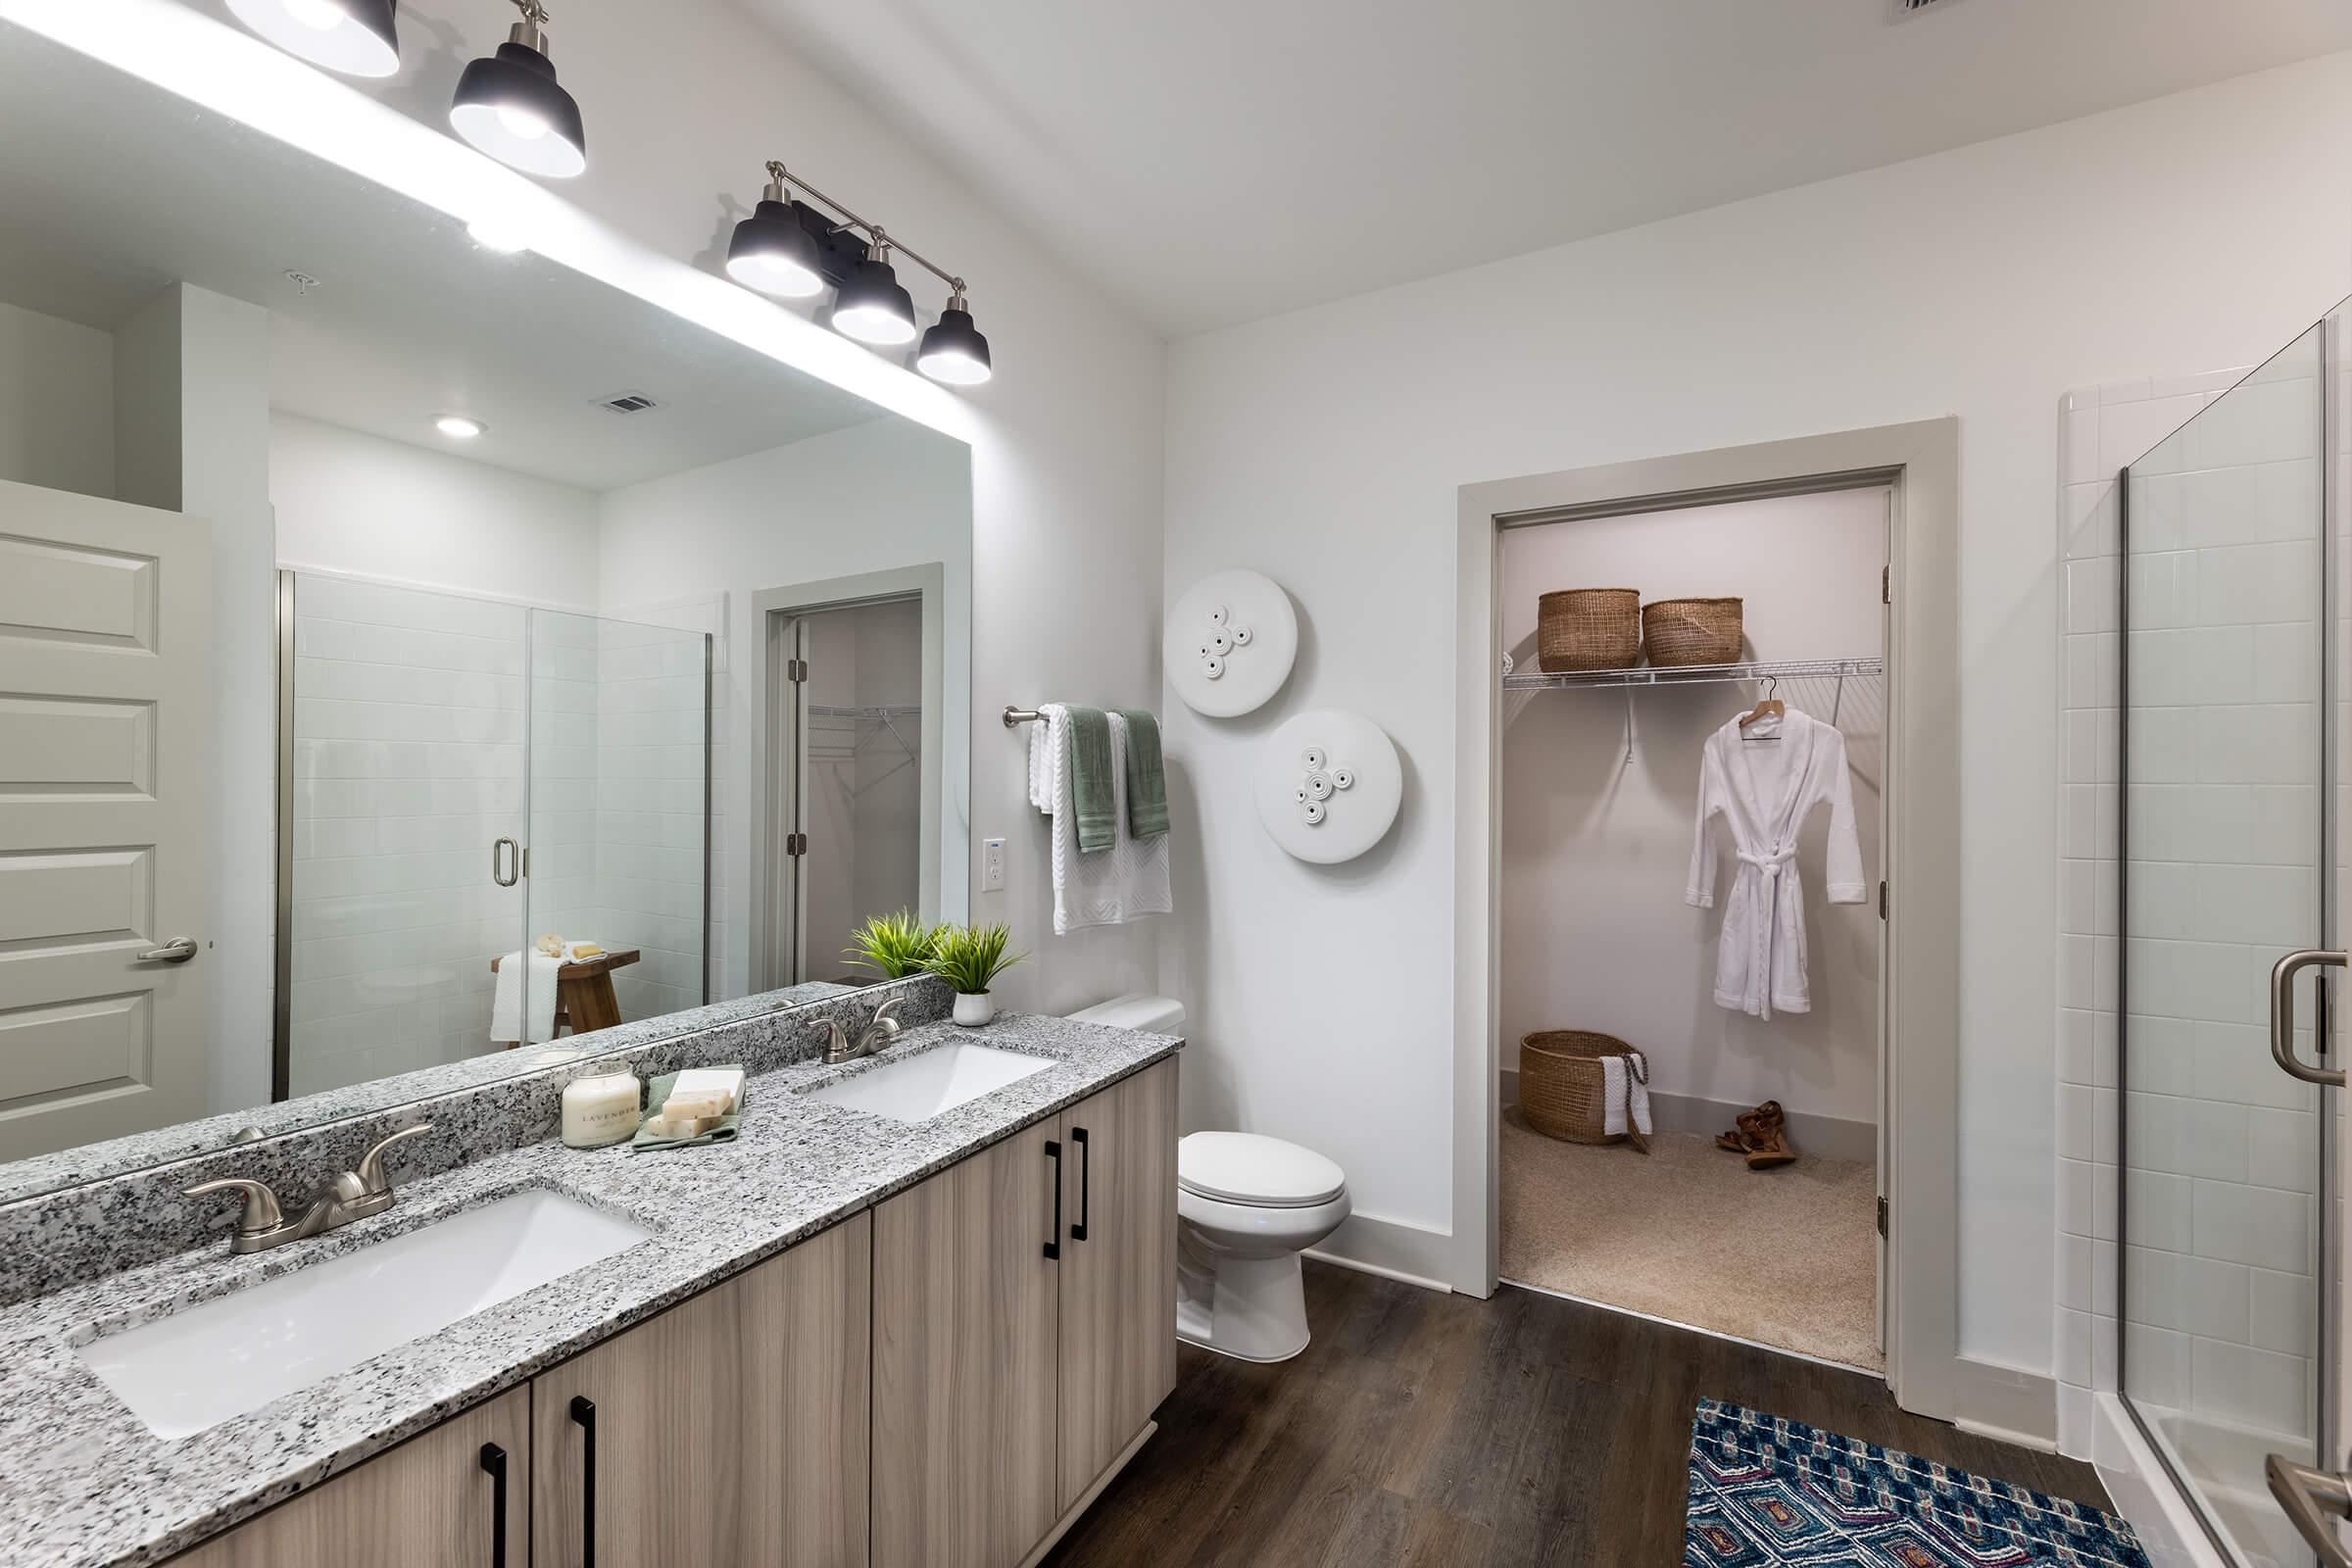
[1685,709,1867,1019]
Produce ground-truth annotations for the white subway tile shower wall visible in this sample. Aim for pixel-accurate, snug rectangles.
[2052,356,2328,1466]
[287,575,528,1094]
[588,616,711,1018]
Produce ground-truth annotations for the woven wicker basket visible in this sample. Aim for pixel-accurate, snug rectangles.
[1537,589,1642,673]
[1641,597,1743,667]
[1518,1030,1631,1145]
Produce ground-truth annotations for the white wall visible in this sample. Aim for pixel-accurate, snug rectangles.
[1496,491,1885,1130]
[1160,52,2352,1373]
[0,298,113,499]
[596,416,969,1001]
[270,413,601,608]
[172,0,1169,1015]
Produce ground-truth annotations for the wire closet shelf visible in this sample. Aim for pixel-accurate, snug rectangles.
[1504,656,1885,764]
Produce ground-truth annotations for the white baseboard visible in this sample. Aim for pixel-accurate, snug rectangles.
[1304,1209,1455,1294]
[1950,1356,2058,1451]
[1498,1072,1877,1164]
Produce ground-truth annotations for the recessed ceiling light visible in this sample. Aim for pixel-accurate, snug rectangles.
[436,415,485,439]
[466,215,531,254]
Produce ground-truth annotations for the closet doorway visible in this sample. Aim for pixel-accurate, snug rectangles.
[1452,420,1962,1424]
[1494,490,1887,1371]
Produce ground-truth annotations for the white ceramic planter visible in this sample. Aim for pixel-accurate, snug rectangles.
[953,992,996,1028]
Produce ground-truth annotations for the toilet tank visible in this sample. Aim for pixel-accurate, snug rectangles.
[1064,993,1186,1034]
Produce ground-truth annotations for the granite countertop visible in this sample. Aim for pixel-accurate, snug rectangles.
[0,1013,1181,1568]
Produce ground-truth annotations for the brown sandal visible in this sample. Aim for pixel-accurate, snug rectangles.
[1714,1129,1749,1154]
[1736,1101,1796,1170]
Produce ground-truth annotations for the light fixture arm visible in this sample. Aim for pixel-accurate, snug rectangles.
[762,160,967,299]
[507,0,550,52]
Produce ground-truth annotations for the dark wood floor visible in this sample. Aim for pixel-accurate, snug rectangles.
[1044,1261,2107,1568]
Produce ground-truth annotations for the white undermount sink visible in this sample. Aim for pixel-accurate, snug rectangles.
[807,1042,1051,1122]
[77,1189,651,1441]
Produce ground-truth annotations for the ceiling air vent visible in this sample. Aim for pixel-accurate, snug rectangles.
[595,392,660,415]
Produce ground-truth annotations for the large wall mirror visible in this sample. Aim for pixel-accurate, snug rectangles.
[0,23,972,1193]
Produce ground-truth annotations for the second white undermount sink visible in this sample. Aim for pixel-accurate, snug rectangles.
[807,1042,1051,1122]
[77,1189,651,1441]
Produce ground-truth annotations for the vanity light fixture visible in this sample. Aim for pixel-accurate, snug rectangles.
[832,238,918,346]
[226,0,401,77]
[450,0,586,179]
[724,164,825,299]
[916,288,993,385]
[435,415,486,439]
[722,160,993,383]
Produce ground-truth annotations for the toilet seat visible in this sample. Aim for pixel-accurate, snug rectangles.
[1178,1131,1347,1209]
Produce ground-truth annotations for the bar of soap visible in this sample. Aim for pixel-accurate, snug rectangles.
[660,1090,729,1121]
[571,942,605,959]
[671,1067,744,1112]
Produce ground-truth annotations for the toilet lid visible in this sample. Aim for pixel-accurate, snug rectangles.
[1178,1132,1347,1208]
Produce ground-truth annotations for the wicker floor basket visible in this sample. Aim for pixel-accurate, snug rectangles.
[1518,1030,1631,1144]
[1537,588,1642,672]
[1641,597,1743,666]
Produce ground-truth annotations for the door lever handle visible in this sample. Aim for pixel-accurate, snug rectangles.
[2267,1453,2352,1567]
[2268,950,2346,1087]
[137,937,199,964]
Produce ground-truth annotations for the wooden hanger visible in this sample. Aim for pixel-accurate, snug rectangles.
[1738,674,1785,731]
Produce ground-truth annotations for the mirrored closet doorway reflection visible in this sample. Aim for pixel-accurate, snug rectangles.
[1495,486,1889,1370]
[276,571,710,1099]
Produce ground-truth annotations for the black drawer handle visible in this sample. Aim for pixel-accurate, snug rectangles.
[1044,1139,1062,1259]
[479,1443,508,1568]
[1071,1126,1092,1243]
[569,1395,598,1568]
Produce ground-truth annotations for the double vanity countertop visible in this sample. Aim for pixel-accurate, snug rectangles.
[0,1012,1182,1568]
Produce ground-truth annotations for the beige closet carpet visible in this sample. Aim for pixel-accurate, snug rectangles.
[1498,1113,1882,1370]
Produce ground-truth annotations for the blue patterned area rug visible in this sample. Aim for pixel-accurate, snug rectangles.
[1684,1398,2151,1567]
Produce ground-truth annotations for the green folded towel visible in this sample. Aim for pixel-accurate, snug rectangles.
[1114,709,1168,840]
[1064,705,1117,853]
[628,1067,743,1152]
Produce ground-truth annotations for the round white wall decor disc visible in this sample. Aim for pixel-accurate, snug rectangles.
[1166,569,1298,717]
[1255,709,1401,863]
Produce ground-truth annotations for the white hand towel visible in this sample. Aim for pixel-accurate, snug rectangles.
[489,950,564,1045]
[1600,1051,1653,1140]
[1030,704,1172,935]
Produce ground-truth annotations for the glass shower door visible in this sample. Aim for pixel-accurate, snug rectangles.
[2119,321,2330,1566]
[522,609,710,1044]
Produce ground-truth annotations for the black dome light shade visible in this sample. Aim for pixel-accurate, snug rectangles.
[725,177,824,299]
[832,245,918,346]
[917,292,992,385]
[228,0,400,76]
[451,5,585,178]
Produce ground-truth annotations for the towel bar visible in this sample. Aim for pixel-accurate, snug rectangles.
[1004,707,1044,727]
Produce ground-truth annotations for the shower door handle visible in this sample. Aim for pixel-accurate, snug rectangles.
[491,838,519,888]
[2267,950,2346,1088]
[2266,1453,2352,1567]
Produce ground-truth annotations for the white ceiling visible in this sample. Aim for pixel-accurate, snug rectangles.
[0,25,882,491]
[735,0,2352,335]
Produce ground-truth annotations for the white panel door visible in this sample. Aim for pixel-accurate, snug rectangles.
[0,478,210,1160]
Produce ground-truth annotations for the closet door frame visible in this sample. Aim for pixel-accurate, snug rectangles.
[1452,418,1965,1427]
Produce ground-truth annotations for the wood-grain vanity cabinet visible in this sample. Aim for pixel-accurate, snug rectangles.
[164,1056,1175,1568]
[532,1210,871,1568]
[167,1387,529,1568]
[871,1057,1179,1568]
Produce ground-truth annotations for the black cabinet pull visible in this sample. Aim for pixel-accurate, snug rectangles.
[1071,1126,1092,1243]
[1044,1139,1062,1259]
[569,1395,598,1568]
[478,1443,508,1568]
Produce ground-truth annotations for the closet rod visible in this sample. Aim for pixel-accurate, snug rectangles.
[1502,655,1883,693]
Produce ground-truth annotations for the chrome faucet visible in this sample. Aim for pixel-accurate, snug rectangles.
[182,1123,434,1255]
[815,998,905,1066]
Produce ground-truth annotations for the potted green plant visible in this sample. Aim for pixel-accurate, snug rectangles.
[843,908,939,979]
[924,922,1023,1027]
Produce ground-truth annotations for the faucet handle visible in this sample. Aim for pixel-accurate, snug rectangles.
[869,997,904,1036]
[182,1176,286,1237]
[355,1123,433,1197]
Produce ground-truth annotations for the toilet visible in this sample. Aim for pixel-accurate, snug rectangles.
[1064,995,1351,1363]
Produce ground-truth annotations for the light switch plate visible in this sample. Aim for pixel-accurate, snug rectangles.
[981,837,1006,892]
